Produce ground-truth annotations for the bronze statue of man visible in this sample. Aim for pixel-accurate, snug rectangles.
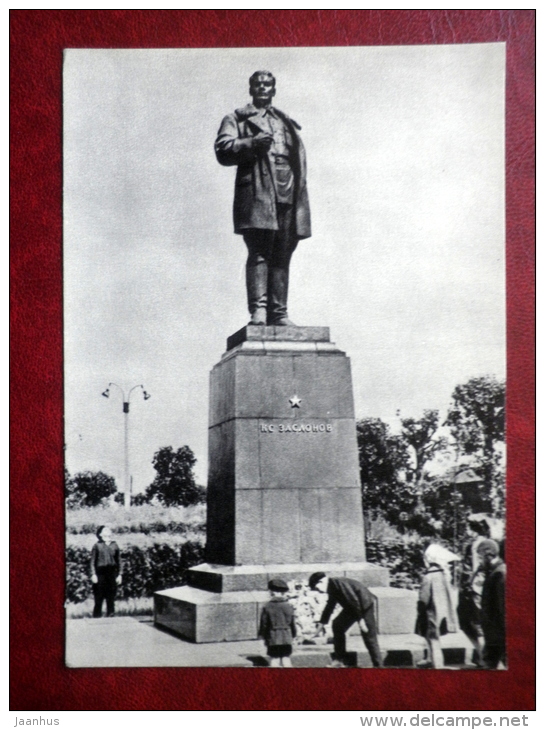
[215,71,311,326]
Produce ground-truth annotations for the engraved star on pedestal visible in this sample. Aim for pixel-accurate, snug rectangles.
[289,395,302,408]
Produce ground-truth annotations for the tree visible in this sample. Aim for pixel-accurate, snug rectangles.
[65,467,81,509]
[445,376,505,509]
[145,446,205,507]
[357,418,414,528]
[67,470,117,507]
[399,409,448,485]
[422,476,475,544]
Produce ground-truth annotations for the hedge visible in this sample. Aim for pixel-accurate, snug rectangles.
[66,521,205,536]
[67,536,444,603]
[66,541,204,604]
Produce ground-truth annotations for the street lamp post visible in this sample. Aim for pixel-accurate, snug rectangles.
[102,383,151,508]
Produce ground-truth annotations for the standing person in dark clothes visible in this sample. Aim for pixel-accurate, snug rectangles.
[259,578,296,667]
[309,572,382,668]
[457,518,489,666]
[476,538,506,669]
[90,525,122,618]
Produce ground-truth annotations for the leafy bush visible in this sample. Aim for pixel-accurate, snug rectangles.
[132,492,150,506]
[67,532,204,550]
[66,540,205,604]
[66,520,205,536]
[125,545,151,597]
[365,539,427,590]
[65,547,92,604]
[145,544,184,596]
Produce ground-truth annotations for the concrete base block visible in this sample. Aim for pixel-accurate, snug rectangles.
[187,562,390,593]
[373,587,419,634]
[154,586,270,643]
[345,586,419,635]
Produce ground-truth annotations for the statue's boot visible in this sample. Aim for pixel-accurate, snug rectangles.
[246,259,268,325]
[268,267,295,326]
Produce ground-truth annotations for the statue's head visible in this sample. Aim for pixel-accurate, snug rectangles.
[249,70,276,107]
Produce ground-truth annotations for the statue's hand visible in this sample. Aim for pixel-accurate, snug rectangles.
[252,133,274,152]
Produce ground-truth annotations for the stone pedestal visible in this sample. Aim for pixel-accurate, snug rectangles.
[154,326,415,643]
[206,325,365,565]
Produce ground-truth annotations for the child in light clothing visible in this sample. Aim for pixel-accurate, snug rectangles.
[259,578,296,667]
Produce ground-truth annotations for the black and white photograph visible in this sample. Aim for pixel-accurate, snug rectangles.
[63,44,506,670]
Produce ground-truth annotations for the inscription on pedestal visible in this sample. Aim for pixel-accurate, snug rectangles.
[260,422,333,433]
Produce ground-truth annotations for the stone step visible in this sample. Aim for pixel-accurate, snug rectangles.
[187,561,389,593]
[242,633,474,669]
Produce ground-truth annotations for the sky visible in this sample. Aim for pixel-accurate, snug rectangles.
[63,44,506,490]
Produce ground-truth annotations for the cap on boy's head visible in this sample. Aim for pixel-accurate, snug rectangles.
[308,572,326,590]
[476,538,500,557]
[268,578,289,593]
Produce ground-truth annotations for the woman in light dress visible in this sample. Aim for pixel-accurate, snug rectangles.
[415,543,459,668]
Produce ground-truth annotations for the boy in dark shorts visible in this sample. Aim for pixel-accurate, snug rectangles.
[259,578,296,667]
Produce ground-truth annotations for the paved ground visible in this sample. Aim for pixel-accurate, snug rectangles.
[66,617,476,669]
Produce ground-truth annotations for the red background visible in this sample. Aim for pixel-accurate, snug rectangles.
[10,10,535,711]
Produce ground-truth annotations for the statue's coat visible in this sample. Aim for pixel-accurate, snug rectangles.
[215,104,311,239]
